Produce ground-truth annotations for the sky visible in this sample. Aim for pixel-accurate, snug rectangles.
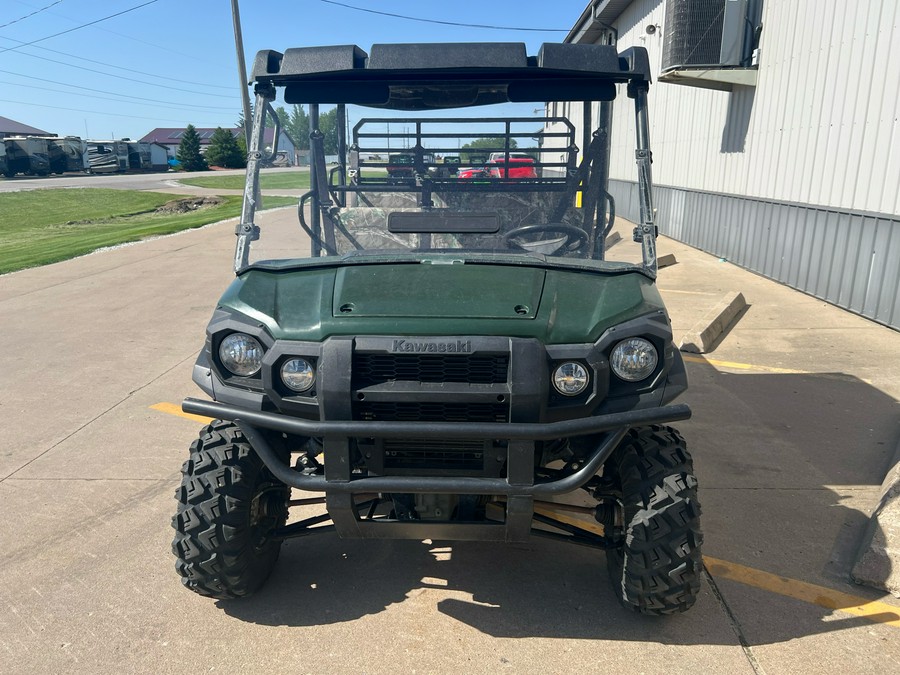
[0,0,590,141]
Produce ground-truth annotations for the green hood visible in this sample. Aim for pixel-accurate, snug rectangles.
[218,260,665,344]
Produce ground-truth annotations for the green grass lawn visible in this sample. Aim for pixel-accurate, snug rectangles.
[178,171,310,190]
[177,169,386,191]
[0,188,296,274]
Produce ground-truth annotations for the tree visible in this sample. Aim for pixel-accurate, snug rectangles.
[460,137,518,163]
[274,106,290,134]
[317,107,339,155]
[236,108,247,129]
[286,104,310,150]
[205,127,246,168]
[176,124,208,171]
[237,104,277,131]
[240,104,311,152]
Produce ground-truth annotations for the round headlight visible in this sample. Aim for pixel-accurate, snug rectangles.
[610,337,658,382]
[218,333,263,377]
[281,358,316,392]
[552,362,590,396]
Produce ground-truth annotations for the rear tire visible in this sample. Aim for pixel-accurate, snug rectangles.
[172,421,289,599]
[605,425,703,615]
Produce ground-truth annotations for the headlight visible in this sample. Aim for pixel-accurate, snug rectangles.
[552,362,589,396]
[610,337,658,382]
[281,357,316,392]
[218,333,263,377]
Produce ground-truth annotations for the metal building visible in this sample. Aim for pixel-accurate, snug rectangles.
[566,0,900,330]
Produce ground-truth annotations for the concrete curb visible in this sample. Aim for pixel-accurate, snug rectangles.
[851,438,900,597]
[658,253,677,269]
[678,291,747,354]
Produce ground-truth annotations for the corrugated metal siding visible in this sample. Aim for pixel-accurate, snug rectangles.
[590,0,900,330]
[607,0,900,215]
[610,179,900,329]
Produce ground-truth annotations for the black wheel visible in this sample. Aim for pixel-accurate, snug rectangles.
[605,425,703,615]
[502,223,589,254]
[172,421,289,599]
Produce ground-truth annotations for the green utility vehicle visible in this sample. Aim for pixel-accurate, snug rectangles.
[173,41,702,615]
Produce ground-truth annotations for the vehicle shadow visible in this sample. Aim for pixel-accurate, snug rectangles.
[219,358,900,646]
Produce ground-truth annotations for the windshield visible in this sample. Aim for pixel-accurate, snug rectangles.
[237,42,658,275]
[246,113,622,266]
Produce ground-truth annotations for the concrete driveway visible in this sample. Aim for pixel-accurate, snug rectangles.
[1,208,898,673]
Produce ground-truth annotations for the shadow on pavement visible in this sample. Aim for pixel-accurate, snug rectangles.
[219,358,900,644]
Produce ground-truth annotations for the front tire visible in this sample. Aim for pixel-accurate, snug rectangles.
[172,421,289,599]
[605,425,703,615]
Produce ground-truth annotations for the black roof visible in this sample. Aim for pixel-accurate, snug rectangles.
[250,43,651,110]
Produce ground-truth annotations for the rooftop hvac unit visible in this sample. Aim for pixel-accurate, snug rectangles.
[662,0,749,72]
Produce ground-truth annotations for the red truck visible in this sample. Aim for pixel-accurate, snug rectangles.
[486,156,537,179]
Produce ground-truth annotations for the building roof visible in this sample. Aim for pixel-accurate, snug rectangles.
[0,115,53,137]
[262,127,296,149]
[139,127,242,144]
[566,0,632,44]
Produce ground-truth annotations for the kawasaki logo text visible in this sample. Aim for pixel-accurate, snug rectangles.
[391,339,472,354]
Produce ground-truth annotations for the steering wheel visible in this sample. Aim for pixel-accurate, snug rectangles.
[502,223,589,254]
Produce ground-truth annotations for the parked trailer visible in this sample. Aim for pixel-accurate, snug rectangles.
[2,137,51,177]
[124,142,149,171]
[87,140,129,173]
[47,137,89,173]
[124,142,168,172]
[0,136,167,177]
[148,142,169,171]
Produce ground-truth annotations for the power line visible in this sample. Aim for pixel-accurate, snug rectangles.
[0,79,235,117]
[0,0,65,31]
[87,25,231,72]
[0,98,225,125]
[0,36,235,93]
[319,0,569,32]
[0,0,162,55]
[3,2,234,74]
[0,79,233,115]
[0,72,235,112]
[0,43,238,99]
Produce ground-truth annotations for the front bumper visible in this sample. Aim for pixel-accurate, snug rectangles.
[183,396,690,496]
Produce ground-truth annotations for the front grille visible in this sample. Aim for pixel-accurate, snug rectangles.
[383,438,485,471]
[353,353,509,387]
[354,401,508,423]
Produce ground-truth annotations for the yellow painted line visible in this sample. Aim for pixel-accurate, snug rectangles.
[150,402,213,424]
[682,354,809,375]
[704,556,900,628]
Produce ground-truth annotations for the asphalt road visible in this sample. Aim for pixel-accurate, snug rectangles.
[0,166,304,193]
[1,200,899,673]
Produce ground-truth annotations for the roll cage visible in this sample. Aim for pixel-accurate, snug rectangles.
[236,42,658,275]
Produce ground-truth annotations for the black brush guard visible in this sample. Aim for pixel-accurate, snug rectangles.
[182,397,690,543]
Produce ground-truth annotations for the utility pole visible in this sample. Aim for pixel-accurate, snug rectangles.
[231,0,252,148]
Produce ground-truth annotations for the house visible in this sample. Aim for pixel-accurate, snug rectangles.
[139,127,243,159]
[559,0,900,330]
[258,128,300,166]
[140,127,298,165]
[0,116,53,139]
